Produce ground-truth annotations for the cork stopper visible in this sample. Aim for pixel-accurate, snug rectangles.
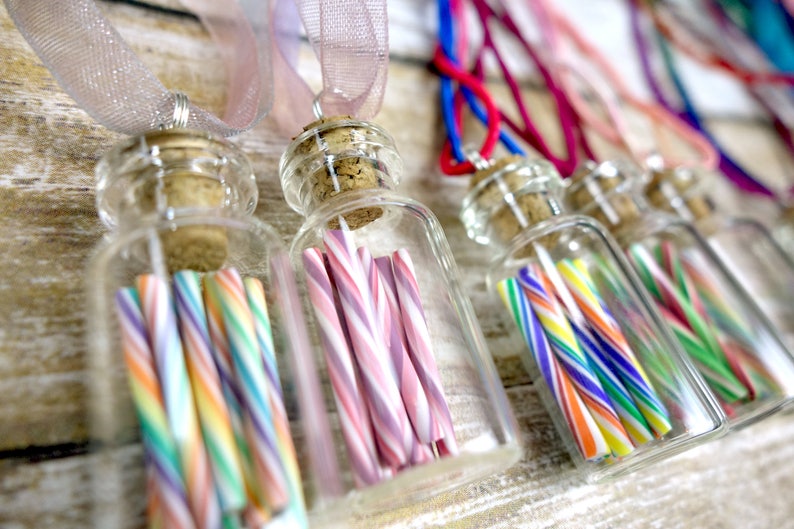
[645,167,715,222]
[96,128,258,272]
[461,156,564,249]
[280,116,402,230]
[566,160,644,234]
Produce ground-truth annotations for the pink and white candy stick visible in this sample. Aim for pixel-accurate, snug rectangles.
[115,287,195,529]
[136,274,222,529]
[373,254,442,449]
[323,230,412,468]
[303,247,382,487]
[391,248,459,456]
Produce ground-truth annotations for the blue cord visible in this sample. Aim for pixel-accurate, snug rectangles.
[436,0,524,163]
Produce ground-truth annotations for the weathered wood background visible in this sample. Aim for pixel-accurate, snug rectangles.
[2,1,794,527]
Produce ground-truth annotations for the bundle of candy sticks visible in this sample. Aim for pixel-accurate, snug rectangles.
[497,258,672,462]
[302,229,458,487]
[115,267,305,529]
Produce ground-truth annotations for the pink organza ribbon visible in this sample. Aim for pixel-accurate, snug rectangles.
[4,0,271,136]
[271,0,389,135]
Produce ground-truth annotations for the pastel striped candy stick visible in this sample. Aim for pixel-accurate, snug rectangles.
[518,265,634,457]
[243,276,308,526]
[205,269,290,513]
[136,274,222,529]
[656,304,749,404]
[114,287,195,529]
[302,247,382,486]
[391,248,459,456]
[719,336,780,400]
[202,279,261,512]
[370,252,440,447]
[557,260,672,438]
[174,271,247,515]
[323,230,411,468]
[497,278,609,461]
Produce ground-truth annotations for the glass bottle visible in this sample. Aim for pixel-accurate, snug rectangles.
[278,116,521,512]
[644,165,794,354]
[459,155,724,482]
[568,160,794,430]
[87,128,347,528]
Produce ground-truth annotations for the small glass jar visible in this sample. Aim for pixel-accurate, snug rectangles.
[644,166,794,354]
[459,156,724,482]
[568,160,794,430]
[87,129,349,528]
[278,117,521,512]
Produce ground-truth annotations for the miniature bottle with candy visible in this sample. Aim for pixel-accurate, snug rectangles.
[568,160,794,430]
[644,165,794,354]
[459,155,724,482]
[87,128,344,528]
[278,116,521,512]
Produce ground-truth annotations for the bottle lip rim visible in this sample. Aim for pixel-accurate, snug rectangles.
[459,157,562,212]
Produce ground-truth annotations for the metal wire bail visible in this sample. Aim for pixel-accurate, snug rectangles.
[171,91,190,129]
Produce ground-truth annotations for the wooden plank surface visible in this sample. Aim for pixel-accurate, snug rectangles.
[1,1,793,528]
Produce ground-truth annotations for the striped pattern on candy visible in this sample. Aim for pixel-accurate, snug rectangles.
[358,247,415,459]
[368,252,439,448]
[517,265,634,457]
[497,278,609,461]
[556,260,671,438]
[244,277,308,526]
[302,247,382,487]
[202,279,260,511]
[627,244,747,405]
[115,287,195,529]
[205,269,289,513]
[676,248,782,396]
[137,274,222,529]
[392,248,459,456]
[657,304,748,404]
[323,230,412,468]
[174,270,246,515]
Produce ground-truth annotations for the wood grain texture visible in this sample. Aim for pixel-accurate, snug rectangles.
[2,1,794,528]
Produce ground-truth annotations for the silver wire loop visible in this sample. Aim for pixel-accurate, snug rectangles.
[464,146,492,172]
[171,91,190,129]
[312,92,325,120]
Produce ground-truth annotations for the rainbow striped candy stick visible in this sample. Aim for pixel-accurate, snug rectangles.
[392,248,459,456]
[369,252,441,447]
[564,310,655,447]
[518,265,634,457]
[173,271,247,516]
[205,269,290,513]
[302,248,382,486]
[497,278,609,461]
[115,287,195,529]
[243,276,309,528]
[136,274,222,529]
[626,244,747,404]
[324,230,412,468]
[556,260,672,438]
[202,279,261,513]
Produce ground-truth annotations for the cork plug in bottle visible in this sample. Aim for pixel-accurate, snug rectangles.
[278,116,521,513]
[460,156,724,482]
[568,160,794,430]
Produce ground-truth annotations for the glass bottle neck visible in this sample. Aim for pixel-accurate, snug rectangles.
[278,117,402,229]
[460,156,567,250]
[95,128,257,230]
